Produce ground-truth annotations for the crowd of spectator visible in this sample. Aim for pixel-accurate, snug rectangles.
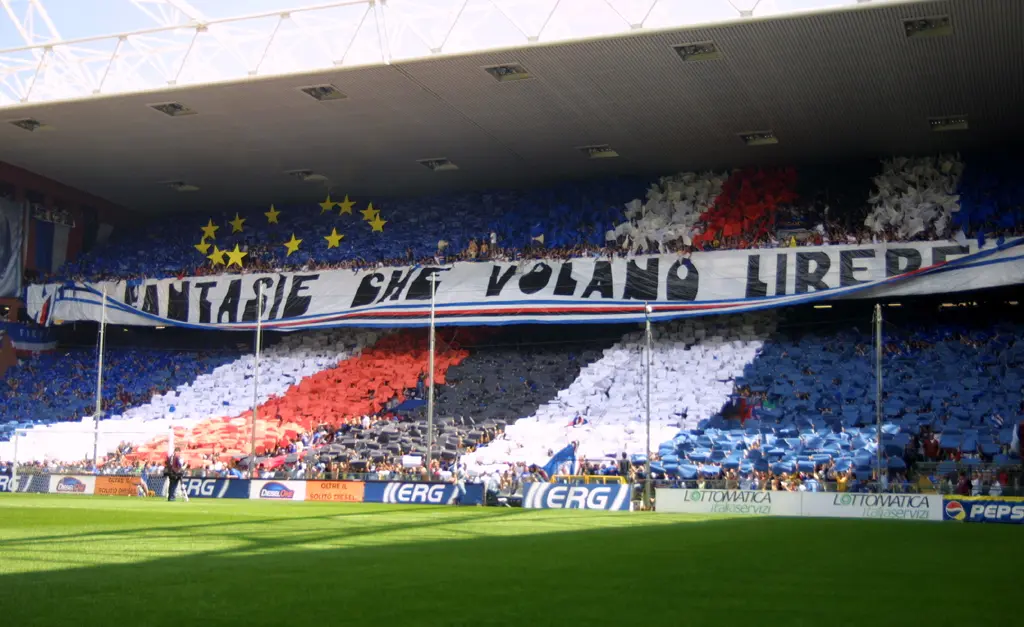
[29,157,1024,287]
[0,347,239,436]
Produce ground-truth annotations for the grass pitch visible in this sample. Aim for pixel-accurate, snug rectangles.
[0,495,1018,627]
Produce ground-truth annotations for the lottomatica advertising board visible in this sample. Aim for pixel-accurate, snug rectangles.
[657,489,942,521]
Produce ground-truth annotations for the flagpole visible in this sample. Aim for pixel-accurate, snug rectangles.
[250,283,264,478]
[874,303,883,491]
[425,272,437,478]
[643,302,653,510]
[93,286,107,467]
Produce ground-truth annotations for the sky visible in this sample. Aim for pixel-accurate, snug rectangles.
[1,0,893,49]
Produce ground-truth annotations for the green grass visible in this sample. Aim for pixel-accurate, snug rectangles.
[0,495,1018,627]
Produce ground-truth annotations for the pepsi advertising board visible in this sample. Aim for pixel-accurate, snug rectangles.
[249,479,306,501]
[522,483,633,511]
[944,497,1024,524]
[363,482,484,506]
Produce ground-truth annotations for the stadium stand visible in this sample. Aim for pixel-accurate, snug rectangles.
[6,156,1024,482]
[652,307,1024,489]
[0,329,375,462]
[0,347,239,441]
[118,329,466,468]
[462,313,775,478]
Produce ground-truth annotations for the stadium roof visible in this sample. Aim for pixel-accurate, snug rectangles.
[0,0,1022,212]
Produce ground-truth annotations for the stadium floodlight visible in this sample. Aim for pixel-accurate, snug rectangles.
[578,145,619,159]
[671,42,721,62]
[903,15,952,39]
[738,131,778,146]
[929,115,968,132]
[418,158,458,172]
[285,170,328,183]
[7,118,48,132]
[299,84,347,102]
[149,102,197,117]
[164,181,199,192]
[484,63,531,82]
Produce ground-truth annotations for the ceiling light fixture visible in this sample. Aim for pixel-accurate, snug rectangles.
[418,158,458,172]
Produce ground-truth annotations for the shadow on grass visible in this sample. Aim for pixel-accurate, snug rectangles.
[0,511,1019,627]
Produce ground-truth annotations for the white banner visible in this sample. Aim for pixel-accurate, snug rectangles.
[48,474,95,495]
[656,488,802,516]
[800,492,942,521]
[249,479,306,501]
[25,238,1024,329]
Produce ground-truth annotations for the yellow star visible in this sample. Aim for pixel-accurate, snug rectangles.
[225,244,248,268]
[360,203,379,222]
[369,214,387,233]
[265,204,280,224]
[194,239,211,255]
[324,228,344,248]
[229,213,246,233]
[338,195,355,215]
[283,234,303,256]
[207,245,226,266]
[201,219,219,240]
[319,195,338,214]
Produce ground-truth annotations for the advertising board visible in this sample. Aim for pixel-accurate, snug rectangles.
[522,483,632,511]
[305,481,365,503]
[656,489,802,516]
[249,479,306,501]
[48,474,95,495]
[944,497,1024,524]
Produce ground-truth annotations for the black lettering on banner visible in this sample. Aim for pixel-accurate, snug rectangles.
[885,249,921,277]
[623,258,659,300]
[581,261,613,299]
[795,252,830,294]
[745,256,767,298]
[217,279,242,324]
[485,265,517,297]
[378,269,414,302]
[350,273,385,308]
[270,274,288,319]
[839,249,875,287]
[553,263,577,296]
[519,263,552,295]
[241,277,274,322]
[283,274,319,317]
[666,259,699,301]
[932,245,969,266]
[167,281,189,322]
[124,284,139,307]
[775,253,788,296]
[195,281,217,324]
[406,268,444,301]
[141,285,160,316]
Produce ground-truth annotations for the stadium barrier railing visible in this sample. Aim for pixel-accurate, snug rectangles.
[550,474,627,485]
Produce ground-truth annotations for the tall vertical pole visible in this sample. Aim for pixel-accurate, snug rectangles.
[875,303,884,491]
[93,287,107,467]
[250,283,264,478]
[425,274,437,478]
[643,303,653,510]
[12,429,19,488]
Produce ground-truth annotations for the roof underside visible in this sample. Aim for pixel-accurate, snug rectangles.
[0,0,1021,213]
